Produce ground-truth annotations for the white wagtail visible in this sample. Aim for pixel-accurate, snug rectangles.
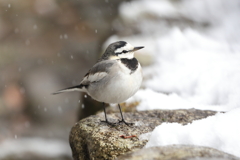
[53,41,144,125]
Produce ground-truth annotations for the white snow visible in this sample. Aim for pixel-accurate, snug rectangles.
[0,138,71,158]
[108,0,240,158]
[119,1,178,21]
[143,28,240,108]
[143,108,240,157]
[127,89,230,112]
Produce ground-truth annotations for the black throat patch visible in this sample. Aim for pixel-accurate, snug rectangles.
[120,58,139,74]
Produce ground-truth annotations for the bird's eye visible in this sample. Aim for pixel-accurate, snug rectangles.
[122,50,128,53]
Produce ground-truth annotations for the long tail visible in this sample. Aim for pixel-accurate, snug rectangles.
[52,84,85,95]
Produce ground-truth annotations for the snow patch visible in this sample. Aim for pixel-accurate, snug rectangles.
[145,108,240,157]
[0,138,71,158]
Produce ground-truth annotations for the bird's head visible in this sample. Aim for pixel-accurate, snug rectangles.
[101,41,144,60]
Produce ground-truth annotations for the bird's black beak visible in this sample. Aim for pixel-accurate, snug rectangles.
[133,46,144,51]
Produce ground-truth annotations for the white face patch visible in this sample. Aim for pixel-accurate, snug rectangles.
[114,42,135,59]
[114,42,134,53]
[118,51,134,59]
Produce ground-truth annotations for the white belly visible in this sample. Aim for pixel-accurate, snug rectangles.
[87,62,142,103]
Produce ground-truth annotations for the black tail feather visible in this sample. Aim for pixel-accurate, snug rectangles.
[52,84,85,95]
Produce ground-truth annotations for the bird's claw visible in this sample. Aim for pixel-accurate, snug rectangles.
[118,119,134,126]
[101,120,118,125]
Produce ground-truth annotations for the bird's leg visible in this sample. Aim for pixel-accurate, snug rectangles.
[118,104,134,126]
[101,103,117,125]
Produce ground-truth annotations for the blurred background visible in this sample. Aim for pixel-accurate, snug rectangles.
[0,0,126,159]
[1,0,240,159]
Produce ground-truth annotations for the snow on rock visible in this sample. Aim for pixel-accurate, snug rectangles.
[126,89,229,112]
[144,28,240,108]
[144,108,240,157]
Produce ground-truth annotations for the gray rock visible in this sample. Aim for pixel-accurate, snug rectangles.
[69,109,217,160]
[117,145,240,160]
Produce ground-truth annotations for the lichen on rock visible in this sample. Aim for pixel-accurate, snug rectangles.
[69,109,217,160]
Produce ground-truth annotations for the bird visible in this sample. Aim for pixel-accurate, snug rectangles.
[53,41,144,125]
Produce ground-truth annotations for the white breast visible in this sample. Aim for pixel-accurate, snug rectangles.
[87,60,142,104]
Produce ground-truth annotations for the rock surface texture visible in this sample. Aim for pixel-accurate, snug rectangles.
[117,145,240,160]
[69,109,218,160]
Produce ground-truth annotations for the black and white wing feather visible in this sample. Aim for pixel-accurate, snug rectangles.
[52,60,115,94]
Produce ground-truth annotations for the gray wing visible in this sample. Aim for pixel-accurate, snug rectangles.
[80,60,116,86]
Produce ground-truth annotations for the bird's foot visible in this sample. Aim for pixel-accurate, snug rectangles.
[101,120,118,125]
[118,119,134,126]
